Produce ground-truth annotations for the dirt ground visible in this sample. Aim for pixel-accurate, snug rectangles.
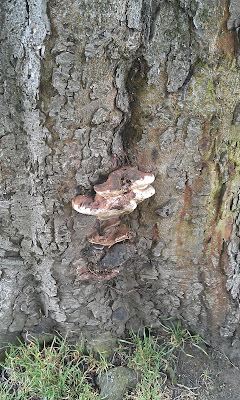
[173,343,240,400]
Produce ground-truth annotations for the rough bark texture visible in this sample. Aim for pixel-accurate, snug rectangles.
[1,0,240,362]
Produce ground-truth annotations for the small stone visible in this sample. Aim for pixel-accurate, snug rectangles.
[88,332,118,360]
[98,366,138,400]
[22,318,55,346]
[0,332,21,362]
[22,331,55,346]
[112,307,129,321]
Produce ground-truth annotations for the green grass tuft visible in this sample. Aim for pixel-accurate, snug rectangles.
[0,336,99,400]
[0,322,208,400]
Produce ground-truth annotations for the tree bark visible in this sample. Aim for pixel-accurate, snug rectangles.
[1,0,240,362]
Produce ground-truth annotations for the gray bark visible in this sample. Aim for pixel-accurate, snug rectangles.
[1,0,240,363]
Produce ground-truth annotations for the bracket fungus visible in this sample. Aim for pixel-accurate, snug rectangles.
[72,166,155,247]
[88,218,131,247]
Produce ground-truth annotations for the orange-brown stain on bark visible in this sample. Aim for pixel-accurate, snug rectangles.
[217,31,237,58]
[202,186,233,330]
[196,116,233,329]
[152,223,159,243]
[175,113,234,331]
[216,1,237,58]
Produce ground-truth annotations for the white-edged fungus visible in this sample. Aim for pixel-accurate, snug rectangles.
[72,166,155,245]
[94,166,155,197]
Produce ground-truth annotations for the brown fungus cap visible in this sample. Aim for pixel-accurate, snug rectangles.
[94,166,155,197]
[88,218,132,247]
[72,166,155,221]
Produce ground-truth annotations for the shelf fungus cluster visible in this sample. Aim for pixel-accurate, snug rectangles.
[72,166,155,247]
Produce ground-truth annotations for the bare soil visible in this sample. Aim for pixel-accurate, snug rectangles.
[174,344,240,400]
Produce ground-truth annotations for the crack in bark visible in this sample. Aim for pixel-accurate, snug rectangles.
[25,0,30,25]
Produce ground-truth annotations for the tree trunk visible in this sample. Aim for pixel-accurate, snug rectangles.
[1,0,240,362]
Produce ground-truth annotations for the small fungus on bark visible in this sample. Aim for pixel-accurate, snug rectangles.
[88,218,132,248]
[73,259,120,281]
[72,166,155,246]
